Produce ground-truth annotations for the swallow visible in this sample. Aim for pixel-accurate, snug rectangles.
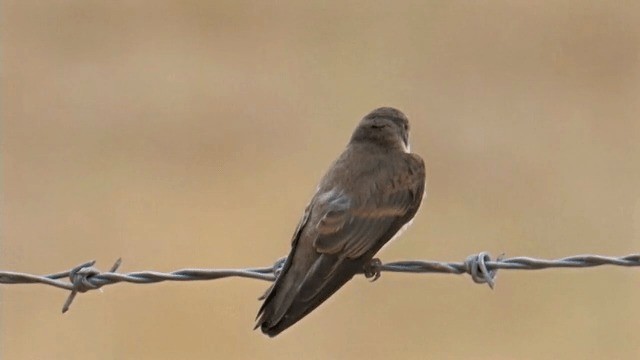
[256,107,426,337]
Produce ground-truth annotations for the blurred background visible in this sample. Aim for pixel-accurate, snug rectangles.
[2,1,640,359]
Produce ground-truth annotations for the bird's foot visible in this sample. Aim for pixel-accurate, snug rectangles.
[363,258,382,282]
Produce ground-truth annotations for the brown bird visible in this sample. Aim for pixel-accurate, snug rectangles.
[256,107,426,337]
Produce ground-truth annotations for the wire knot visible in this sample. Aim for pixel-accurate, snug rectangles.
[61,258,122,313]
[464,252,499,289]
[69,263,101,293]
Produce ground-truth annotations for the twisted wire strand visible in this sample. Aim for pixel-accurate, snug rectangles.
[0,252,638,313]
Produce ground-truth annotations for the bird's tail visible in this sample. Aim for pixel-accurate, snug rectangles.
[256,254,361,337]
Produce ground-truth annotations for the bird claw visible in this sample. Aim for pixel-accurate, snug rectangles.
[364,258,382,282]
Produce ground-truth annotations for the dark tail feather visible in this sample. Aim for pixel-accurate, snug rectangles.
[256,255,362,337]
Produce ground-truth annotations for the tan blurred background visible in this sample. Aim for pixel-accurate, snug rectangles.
[2,1,640,359]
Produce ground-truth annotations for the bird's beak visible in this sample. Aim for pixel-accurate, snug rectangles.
[402,133,410,152]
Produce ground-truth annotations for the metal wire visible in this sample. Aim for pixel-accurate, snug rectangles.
[0,252,638,313]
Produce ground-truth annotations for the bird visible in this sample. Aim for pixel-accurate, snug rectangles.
[256,107,426,337]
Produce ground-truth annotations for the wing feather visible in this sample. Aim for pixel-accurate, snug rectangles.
[313,183,417,259]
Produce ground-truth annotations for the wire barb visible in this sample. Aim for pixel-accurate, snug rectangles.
[0,252,638,312]
[61,258,122,313]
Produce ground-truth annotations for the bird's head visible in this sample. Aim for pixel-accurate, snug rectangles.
[350,107,411,152]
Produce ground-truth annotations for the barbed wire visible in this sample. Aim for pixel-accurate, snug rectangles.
[0,252,638,313]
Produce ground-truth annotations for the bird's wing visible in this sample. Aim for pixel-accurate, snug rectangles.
[313,191,406,258]
[293,154,425,303]
[314,154,425,259]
